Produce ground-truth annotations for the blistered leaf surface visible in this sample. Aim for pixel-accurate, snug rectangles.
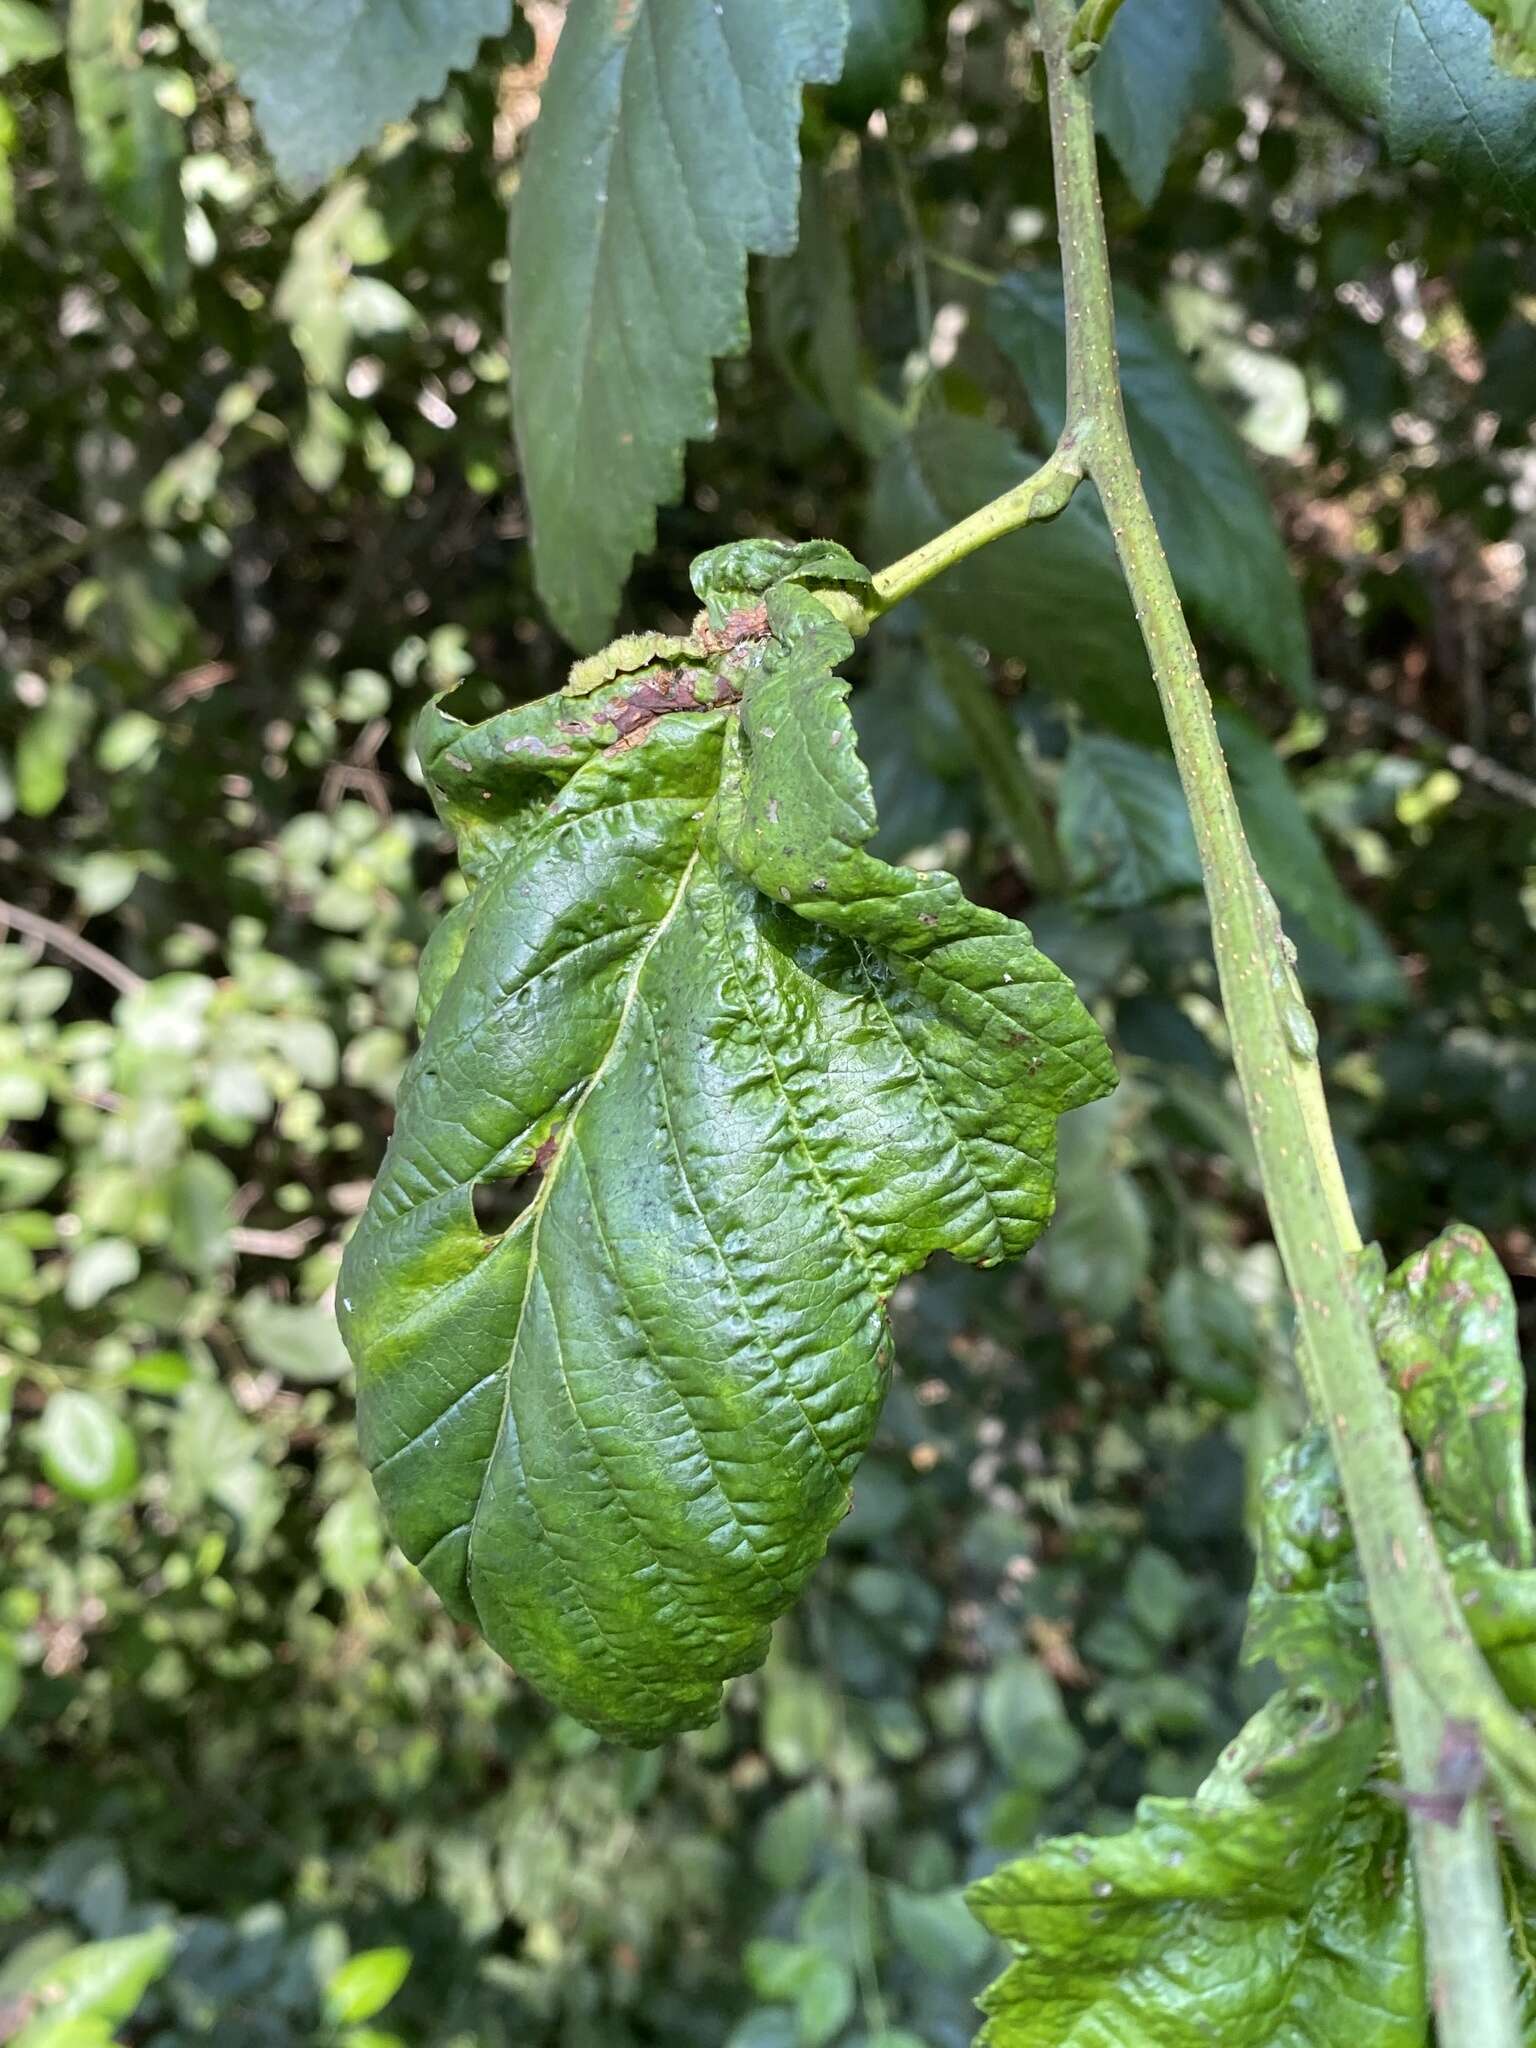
[202,0,513,189]
[967,1692,1423,2048]
[507,0,849,650]
[338,543,1114,1743]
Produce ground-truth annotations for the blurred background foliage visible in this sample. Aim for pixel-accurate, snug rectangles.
[1,0,1534,2043]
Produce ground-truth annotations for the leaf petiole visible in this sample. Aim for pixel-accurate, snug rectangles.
[868,438,1084,617]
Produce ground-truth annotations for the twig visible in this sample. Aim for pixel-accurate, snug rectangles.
[0,900,145,997]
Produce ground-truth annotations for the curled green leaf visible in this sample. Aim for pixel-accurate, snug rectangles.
[966,1690,1423,2048]
[339,542,1114,1743]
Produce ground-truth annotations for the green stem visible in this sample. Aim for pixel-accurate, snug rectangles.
[925,631,1067,893]
[870,439,1082,616]
[866,0,1536,2033]
[1032,0,1525,2033]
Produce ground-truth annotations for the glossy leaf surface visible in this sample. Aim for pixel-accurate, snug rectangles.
[967,1692,1424,2048]
[1248,1225,1536,1701]
[1255,0,1536,223]
[338,542,1115,1743]
[507,0,849,649]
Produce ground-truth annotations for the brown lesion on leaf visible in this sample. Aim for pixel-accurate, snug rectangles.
[695,601,770,657]
[605,667,744,754]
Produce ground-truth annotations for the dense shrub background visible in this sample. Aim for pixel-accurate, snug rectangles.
[2,3,1534,2042]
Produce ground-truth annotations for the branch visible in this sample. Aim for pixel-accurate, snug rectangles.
[0,900,145,998]
[1030,0,1527,2036]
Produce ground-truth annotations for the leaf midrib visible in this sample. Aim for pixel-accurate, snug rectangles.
[465,842,705,1572]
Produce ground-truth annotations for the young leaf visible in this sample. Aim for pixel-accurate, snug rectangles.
[866,413,1161,744]
[200,0,513,190]
[338,541,1115,1744]
[966,1692,1425,2048]
[12,1928,175,2031]
[1254,0,1536,224]
[1247,1226,1536,1699]
[324,1948,411,2027]
[1092,0,1230,208]
[507,0,850,651]
[987,273,1312,695]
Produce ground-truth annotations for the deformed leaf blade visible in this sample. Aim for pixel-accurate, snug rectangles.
[339,544,1114,1744]
[966,1692,1423,2048]
[508,0,850,649]
[1373,1222,1532,1566]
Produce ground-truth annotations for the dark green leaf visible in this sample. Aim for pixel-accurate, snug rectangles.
[825,0,924,126]
[988,273,1312,694]
[67,0,186,294]
[339,543,1114,1743]
[744,1941,854,2048]
[201,0,513,189]
[967,1691,1423,2048]
[755,1783,835,1889]
[866,414,1160,744]
[36,1391,138,1505]
[236,1294,353,1385]
[1041,1101,1150,1325]
[883,1884,993,1984]
[1218,708,1357,956]
[1059,731,1202,909]
[980,1655,1087,1791]
[507,0,849,649]
[1093,0,1230,207]
[1159,1266,1263,1409]
[1254,0,1536,223]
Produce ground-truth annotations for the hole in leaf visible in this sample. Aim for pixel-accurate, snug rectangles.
[470,1128,562,1240]
[471,1174,538,1239]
